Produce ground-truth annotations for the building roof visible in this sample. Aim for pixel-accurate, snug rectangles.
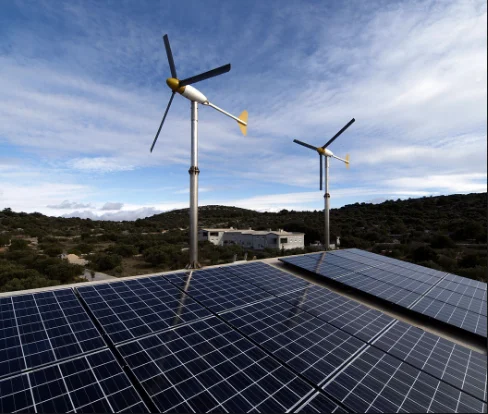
[201,228,304,236]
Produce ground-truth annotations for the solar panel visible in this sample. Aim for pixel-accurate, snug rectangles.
[0,289,105,379]
[436,279,487,301]
[323,347,487,413]
[224,261,311,296]
[77,276,212,344]
[373,320,487,402]
[425,286,487,316]
[220,296,366,387]
[443,273,487,290]
[297,392,348,413]
[117,316,315,413]
[162,267,273,313]
[279,285,395,342]
[410,297,487,337]
[280,250,487,337]
[0,349,149,413]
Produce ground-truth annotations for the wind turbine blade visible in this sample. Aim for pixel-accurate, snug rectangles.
[163,34,177,78]
[322,118,355,149]
[320,154,323,191]
[150,92,175,153]
[179,64,231,86]
[346,153,350,169]
[293,139,317,151]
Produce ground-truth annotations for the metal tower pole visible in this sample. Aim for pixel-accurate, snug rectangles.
[187,101,201,268]
[324,156,330,250]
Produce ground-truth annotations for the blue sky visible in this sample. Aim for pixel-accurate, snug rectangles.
[0,0,486,220]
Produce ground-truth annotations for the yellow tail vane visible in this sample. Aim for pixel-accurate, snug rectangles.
[345,153,350,169]
[238,110,248,136]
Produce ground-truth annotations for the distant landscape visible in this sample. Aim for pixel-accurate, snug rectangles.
[0,192,486,293]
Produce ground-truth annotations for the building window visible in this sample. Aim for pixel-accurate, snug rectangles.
[280,238,288,244]
[202,231,208,236]
[209,232,219,237]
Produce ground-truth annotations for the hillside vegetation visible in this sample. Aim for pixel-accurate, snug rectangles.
[0,192,486,293]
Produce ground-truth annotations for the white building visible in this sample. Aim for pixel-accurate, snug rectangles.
[198,228,305,250]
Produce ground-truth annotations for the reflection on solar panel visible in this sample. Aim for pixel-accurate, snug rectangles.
[0,289,105,379]
[225,261,310,296]
[162,267,273,314]
[279,285,395,342]
[118,317,316,413]
[373,320,487,401]
[77,276,211,344]
[0,349,148,413]
[323,347,487,413]
[280,250,488,337]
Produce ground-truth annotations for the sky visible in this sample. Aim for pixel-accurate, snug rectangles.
[0,0,486,220]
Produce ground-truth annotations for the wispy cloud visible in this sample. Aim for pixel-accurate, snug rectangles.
[100,202,124,211]
[47,200,93,209]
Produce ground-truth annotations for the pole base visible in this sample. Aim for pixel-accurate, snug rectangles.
[185,262,202,270]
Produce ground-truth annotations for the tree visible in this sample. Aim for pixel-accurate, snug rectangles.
[430,234,455,249]
[412,245,437,262]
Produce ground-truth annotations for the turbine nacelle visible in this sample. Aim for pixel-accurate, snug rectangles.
[293,118,355,190]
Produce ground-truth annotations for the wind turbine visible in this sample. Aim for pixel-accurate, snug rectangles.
[293,118,355,250]
[150,34,248,269]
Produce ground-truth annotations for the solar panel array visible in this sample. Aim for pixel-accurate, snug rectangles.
[280,249,488,337]
[0,257,486,413]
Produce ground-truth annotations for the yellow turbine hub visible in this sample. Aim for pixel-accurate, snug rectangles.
[166,78,186,94]
[316,147,326,155]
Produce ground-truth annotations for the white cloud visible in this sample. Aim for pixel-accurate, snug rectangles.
[46,200,93,209]
[100,202,124,211]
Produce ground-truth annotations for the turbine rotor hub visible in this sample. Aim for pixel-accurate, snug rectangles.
[166,78,185,93]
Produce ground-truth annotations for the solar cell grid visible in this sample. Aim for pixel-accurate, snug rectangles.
[357,267,433,294]
[317,254,371,273]
[426,286,487,316]
[224,261,311,296]
[323,346,487,413]
[373,321,487,402]
[0,349,149,413]
[444,273,487,290]
[0,289,105,379]
[278,286,395,342]
[220,296,366,387]
[163,267,273,313]
[118,317,315,413]
[411,297,487,337]
[436,279,487,301]
[77,276,211,344]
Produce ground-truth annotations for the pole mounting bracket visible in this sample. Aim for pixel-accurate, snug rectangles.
[324,193,330,198]
[188,166,200,174]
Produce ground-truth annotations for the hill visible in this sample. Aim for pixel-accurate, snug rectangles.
[0,192,486,292]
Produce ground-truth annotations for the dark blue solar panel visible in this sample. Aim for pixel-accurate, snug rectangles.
[281,250,487,337]
[373,321,487,402]
[77,276,211,344]
[0,349,149,413]
[323,347,487,413]
[410,297,487,337]
[436,279,487,301]
[220,296,366,387]
[224,261,311,296]
[297,392,348,413]
[279,285,395,342]
[426,286,487,316]
[118,316,315,413]
[0,289,105,379]
[163,267,273,313]
[443,273,487,290]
